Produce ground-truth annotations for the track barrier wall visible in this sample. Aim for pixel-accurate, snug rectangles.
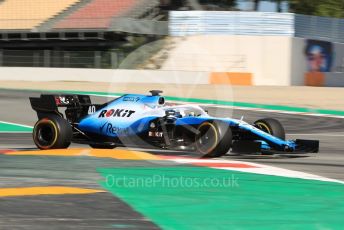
[0,34,343,86]
[0,67,253,85]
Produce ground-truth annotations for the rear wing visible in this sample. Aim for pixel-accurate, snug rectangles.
[30,94,95,122]
[30,94,92,112]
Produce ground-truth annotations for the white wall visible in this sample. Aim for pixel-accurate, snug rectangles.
[162,35,292,86]
[0,35,294,86]
[259,36,292,86]
[0,67,209,85]
[5,36,337,86]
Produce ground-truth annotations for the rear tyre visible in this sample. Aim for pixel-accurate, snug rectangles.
[33,114,72,150]
[254,118,285,140]
[89,144,116,149]
[195,121,232,158]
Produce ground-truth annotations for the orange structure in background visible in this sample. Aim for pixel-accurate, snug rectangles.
[209,72,253,86]
[304,72,325,87]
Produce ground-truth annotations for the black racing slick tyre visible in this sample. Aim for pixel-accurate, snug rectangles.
[254,118,285,140]
[33,115,72,150]
[195,121,232,158]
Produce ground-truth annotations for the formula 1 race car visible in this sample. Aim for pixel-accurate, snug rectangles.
[29,90,319,157]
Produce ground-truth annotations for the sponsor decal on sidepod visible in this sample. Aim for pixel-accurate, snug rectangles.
[100,122,129,135]
[98,109,135,118]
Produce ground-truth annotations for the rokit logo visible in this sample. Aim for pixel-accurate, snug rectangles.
[98,109,135,118]
[100,122,129,135]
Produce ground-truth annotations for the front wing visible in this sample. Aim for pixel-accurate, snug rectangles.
[231,139,319,154]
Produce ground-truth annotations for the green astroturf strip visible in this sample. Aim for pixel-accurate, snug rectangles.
[98,167,344,230]
[0,122,32,132]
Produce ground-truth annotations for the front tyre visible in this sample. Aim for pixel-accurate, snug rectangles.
[195,121,232,158]
[33,115,72,150]
[254,118,285,140]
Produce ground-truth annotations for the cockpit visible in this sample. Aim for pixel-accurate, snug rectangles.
[163,105,208,118]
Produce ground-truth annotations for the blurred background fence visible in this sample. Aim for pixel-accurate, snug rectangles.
[0,49,125,69]
[169,11,344,43]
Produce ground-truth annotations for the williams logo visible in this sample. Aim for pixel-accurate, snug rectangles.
[100,122,108,132]
[98,109,135,118]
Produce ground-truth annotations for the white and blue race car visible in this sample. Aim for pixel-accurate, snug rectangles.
[30,90,319,157]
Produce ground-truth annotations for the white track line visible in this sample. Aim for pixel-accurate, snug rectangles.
[0,120,33,128]
[0,131,32,133]
[287,133,344,137]
[211,105,344,119]
[169,158,344,184]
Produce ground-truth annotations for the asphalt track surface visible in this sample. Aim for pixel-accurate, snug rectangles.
[0,89,343,229]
